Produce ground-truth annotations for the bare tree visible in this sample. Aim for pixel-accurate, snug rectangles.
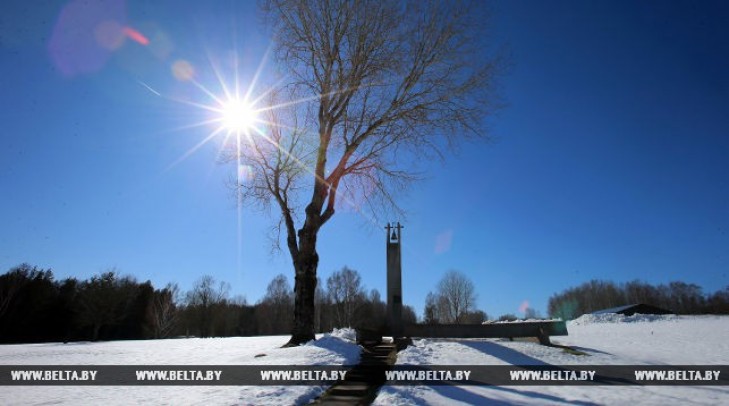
[186,275,230,337]
[668,281,704,314]
[256,274,294,334]
[498,313,517,322]
[76,270,136,341]
[246,0,500,344]
[0,267,25,320]
[707,287,729,314]
[463,309,488,324]
[264,274,294,306]
[355,288,387,330]
[423,291,440,324]
[314,277,328,332]
[326,267,365,327]
[523,307,541,320]
[151,283,180,339]
[402,305,418,324]
[436,270,477,324]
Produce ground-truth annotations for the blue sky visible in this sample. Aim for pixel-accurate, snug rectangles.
[1,0,728,319]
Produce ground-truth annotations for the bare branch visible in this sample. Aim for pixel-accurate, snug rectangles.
[253,0,501,342]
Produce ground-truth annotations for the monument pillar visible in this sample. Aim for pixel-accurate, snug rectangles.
[386,222,403,337]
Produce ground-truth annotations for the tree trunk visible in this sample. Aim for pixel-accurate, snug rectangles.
[92,323,101,341]
[286,231,319,346]
[287,256,318,345]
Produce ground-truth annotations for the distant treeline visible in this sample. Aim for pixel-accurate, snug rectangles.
[0,264,416,344]
[548,279,729,320]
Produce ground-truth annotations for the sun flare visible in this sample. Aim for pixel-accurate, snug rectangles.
[220,98,257,132]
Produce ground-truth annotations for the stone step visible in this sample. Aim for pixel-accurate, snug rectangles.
[359,358,390,364]
[329,385,370,397]
[362,354,391,360]
[367,348,395,354]
[342,372,377,381]
[310,343,400,405]
[315,395,363,404]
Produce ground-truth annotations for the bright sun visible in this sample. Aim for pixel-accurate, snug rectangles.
[220,98,257,132]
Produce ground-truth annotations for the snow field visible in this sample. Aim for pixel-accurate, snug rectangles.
[374,315,729,405]
[0,329,361,405]
[1,318,728,405]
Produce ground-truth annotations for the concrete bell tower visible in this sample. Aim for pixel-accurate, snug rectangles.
[386,222,403,337]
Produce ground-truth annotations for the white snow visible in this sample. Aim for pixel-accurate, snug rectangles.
[1,318,728,405]
[375,315,729,405]
[0,329,360,405]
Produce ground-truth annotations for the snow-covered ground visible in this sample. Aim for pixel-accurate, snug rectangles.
[0,329,360,405]
[1,316,728,405]
[375,315,729,405]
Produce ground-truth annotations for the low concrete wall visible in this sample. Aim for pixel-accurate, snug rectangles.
[403,321,568,339]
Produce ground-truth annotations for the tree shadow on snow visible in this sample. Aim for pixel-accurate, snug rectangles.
[380,385,514,406]
[568,345,614,356]
[459,340,550,365]
[436,383,599,406]
[444,340,599,405]
[377,340,603,405]
[35,341,96,347]
[381,382,599,406]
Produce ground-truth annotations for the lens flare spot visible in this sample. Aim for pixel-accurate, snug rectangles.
[172,59,195,81]
[123,26,149,46]
[94,20,125,50]
[238,164,254,184]
[434,229,453,254]
[48,0,126,77]
[147,29,174,60]
[519,300,530,314]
